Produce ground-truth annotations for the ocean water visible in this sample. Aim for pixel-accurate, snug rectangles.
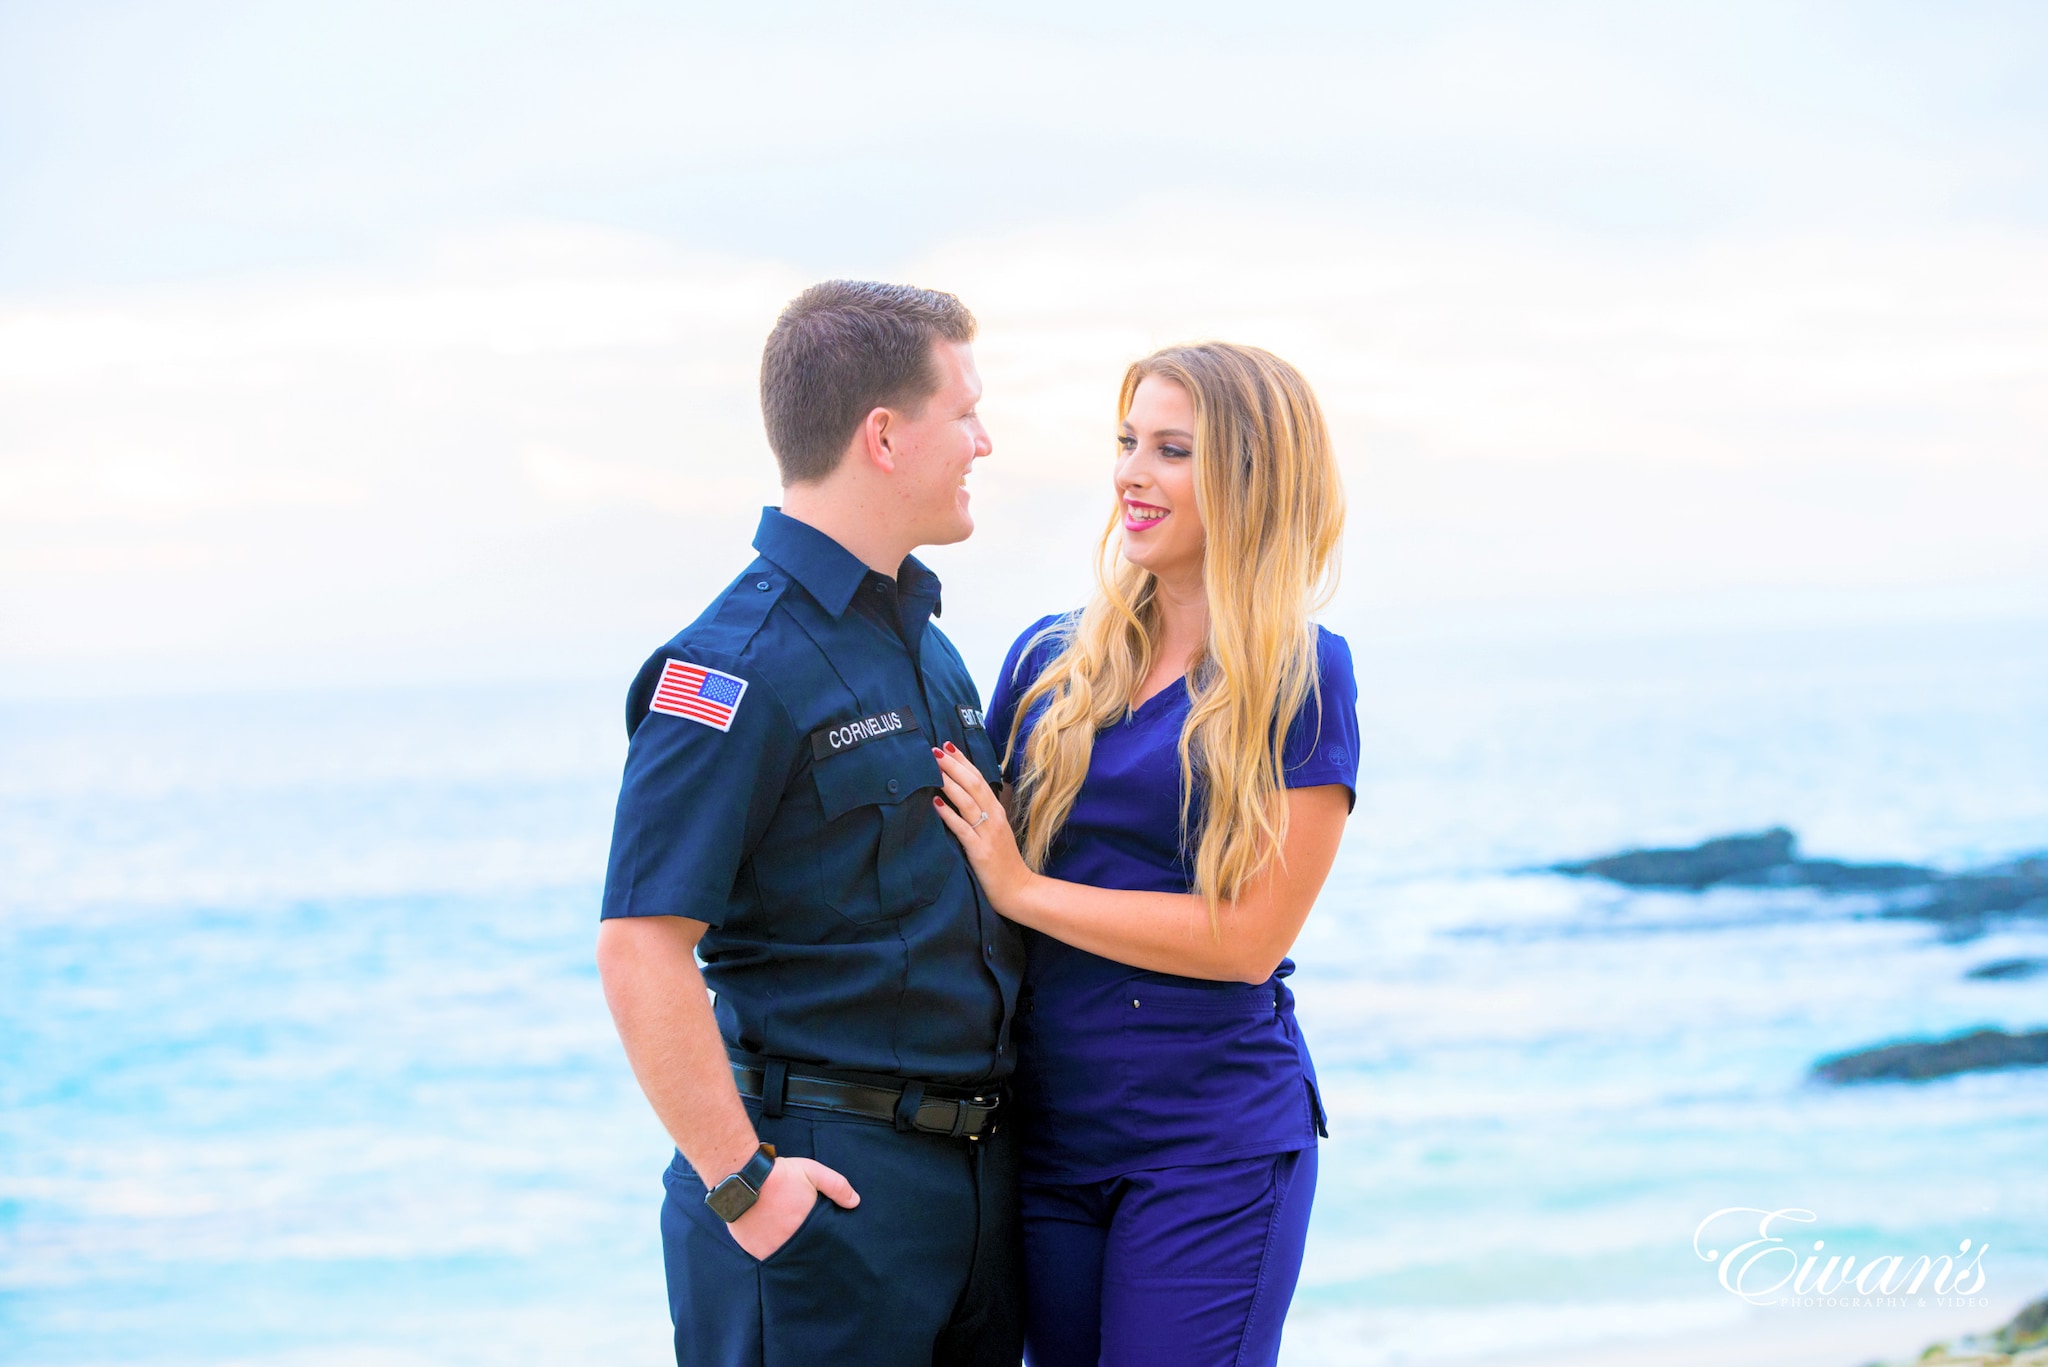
[3,617,2046,1366]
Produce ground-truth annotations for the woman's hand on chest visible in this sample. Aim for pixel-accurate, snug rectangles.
[931,743,1037,911]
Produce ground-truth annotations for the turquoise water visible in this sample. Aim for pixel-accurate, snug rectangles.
[4,619,2046,1364]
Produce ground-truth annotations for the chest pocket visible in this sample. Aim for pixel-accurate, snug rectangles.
[811,730,946,924]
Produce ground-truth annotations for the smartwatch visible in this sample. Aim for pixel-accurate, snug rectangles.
[704,1142,777,1223]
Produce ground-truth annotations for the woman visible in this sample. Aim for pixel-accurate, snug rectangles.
[931,342,1356,1367]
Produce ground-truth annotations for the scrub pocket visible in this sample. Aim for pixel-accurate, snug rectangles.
[1119,979,1308,1142]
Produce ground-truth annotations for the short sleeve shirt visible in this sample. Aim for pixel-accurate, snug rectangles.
[987,614,1360,1180]
[599,508,1024,1086]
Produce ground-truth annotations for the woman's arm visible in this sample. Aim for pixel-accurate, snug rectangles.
[932,745,1349,985]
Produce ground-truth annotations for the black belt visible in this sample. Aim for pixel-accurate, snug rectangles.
[731,1060,1001,1140]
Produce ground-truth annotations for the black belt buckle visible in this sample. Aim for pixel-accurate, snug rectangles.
[905,1082,999,1139]
[912,1090,1000,1141]
[730,1056,1000,1140]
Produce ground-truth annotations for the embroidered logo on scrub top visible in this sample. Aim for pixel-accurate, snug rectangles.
[956,706,986,731]
[809,706,923,760]
[649,658,749,732]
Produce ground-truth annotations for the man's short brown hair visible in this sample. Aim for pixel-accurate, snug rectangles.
[760,280,978,485]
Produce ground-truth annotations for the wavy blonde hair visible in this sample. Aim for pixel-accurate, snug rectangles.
[1003,343,1345,923]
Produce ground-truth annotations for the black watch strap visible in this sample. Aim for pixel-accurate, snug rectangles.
[704,1142,777,1223]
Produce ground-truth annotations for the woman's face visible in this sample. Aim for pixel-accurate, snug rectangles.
[1115,375,1204,582]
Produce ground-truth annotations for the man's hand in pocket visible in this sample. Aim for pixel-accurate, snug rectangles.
[728,1156,860,1260]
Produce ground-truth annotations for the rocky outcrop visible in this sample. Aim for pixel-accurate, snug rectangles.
[1553,831,2047,934]
[2002,1296,2048,1354]
[1553,828,1800,889]
[1552,827,1937,892]
[1812,1027,2048,1084]
[1884,857,2048,928]
[1965,957,2046,981]
[1895,1291,2048,1365]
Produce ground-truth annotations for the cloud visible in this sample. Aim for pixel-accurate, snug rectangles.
[8,4,2046,289]
[2,207,2044,696]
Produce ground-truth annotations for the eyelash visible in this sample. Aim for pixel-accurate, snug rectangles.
[1116,436,1192,460]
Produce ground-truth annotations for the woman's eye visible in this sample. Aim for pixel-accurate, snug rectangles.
[1115,435,1137,452]
[1161,444,1192,460]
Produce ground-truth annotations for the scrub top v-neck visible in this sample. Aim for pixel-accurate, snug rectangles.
[986,614,1360,1183]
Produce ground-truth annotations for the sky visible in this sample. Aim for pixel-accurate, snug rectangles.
[3,0,2046,696]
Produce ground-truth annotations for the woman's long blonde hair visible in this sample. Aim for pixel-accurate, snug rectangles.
[1002,343,1345,923]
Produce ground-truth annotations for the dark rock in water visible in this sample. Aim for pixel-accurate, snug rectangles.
[1812,1027,2048,1084]
[1886,859,2048,927]
[1719,858,1935,891]
[1555,828,1798,890]
[1967,958,2047,981]
[1553,828,1941,892]
[1552,832,2048,930]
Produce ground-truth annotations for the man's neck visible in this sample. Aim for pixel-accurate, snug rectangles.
[778,484,911,579]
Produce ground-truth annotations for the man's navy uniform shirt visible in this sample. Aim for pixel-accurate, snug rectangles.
[600,508,1024,1086]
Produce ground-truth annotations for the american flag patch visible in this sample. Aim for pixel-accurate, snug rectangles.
[650,658,749,731]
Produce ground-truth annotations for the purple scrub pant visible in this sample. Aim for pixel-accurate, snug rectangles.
[1020,1145,1317,1367]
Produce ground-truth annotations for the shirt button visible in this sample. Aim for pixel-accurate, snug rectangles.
[755,580,770,591]
[985,943,995,956]
[886,778,900,794]
[1132,999,1141,1008]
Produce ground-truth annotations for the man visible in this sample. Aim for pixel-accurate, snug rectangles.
[596,281,1025,1367]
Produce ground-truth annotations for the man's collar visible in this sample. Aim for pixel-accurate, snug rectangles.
[752,507,943,619]
[753,508,867,617]
[897,555,943,619]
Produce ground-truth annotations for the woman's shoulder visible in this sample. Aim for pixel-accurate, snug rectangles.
[1283,623,1361,782]
[1015,610,1075,645]
[1000,611,1080,686]
[988,610,1080,729]
[1311,622,1356,691]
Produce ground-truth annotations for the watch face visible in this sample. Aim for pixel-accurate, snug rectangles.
[704,1173,760,1224]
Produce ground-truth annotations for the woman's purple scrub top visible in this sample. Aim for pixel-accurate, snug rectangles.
[986,615,1360,1183]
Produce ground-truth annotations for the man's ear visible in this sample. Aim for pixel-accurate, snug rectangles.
[858,406,898,474]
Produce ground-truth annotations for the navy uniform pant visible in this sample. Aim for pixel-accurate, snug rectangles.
[660,1100,1023,1367]
[1019,1146,1317,1367]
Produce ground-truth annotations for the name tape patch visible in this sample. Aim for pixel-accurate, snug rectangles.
[650,658,749,732]
[957,705,986,732]
[810,706,921,761]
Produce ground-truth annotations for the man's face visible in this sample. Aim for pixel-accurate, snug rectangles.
[891,341,990,549]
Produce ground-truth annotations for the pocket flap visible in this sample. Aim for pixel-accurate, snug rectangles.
[812,732,941,823]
